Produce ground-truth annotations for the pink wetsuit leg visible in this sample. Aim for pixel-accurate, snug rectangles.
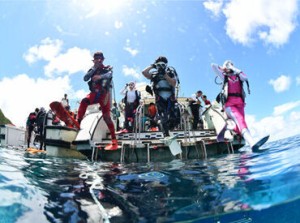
[225,105,247,135]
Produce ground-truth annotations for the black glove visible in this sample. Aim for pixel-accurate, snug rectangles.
[145,85,153,96]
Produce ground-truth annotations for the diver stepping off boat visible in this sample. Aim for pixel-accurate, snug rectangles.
[141,56,183,154]
[77,51,118,150]
[142,56,180,137]
[211,60,269,151]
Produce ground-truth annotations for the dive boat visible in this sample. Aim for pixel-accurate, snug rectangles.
[45,125,78,148]
[41,110,84,158]
[0,124,26,148]
[44,97,244,161]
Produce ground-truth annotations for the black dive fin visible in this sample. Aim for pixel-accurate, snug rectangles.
[251,135,270,152]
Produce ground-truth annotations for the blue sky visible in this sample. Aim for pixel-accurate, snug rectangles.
[0,0,300,142]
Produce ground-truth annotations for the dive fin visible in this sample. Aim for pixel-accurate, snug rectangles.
[251,135,270,152]
[160,135,182,156]
[217,124,227,142]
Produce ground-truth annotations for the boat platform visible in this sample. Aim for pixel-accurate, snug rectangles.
[77,130,243,163]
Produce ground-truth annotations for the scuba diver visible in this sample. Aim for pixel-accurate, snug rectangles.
[145,102,159,131]
[188,90,203,130]
[77,51,117,150]
[211,60,253,145]
[120,81,141,132]
[36,107,47,150]
[211,60,269,150]
[142,56,180,137]
[26,107,39,148]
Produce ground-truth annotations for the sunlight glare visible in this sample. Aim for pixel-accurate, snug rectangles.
[84,0,129,17]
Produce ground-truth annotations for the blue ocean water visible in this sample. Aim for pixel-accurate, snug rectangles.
[1,134,300,223]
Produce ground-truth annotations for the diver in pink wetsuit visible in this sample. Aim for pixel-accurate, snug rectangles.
[211,60,255,147]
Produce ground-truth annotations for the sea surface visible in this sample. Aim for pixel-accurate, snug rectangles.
[1,134,300,223]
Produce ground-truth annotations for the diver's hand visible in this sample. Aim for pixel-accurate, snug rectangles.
[226,63,241,75]
[92,75,102,82]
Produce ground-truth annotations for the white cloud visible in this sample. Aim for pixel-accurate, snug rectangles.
[268,75,291,93]
[123,39,139,56]
[135,82,148,89]
[2,39,94,127]
[205,0,298,46]
[44,47,92,77]
[290,111,300,122]
[203,0,223,17]
[55,25,78,36]
[23,38,63,64]
[23,38,92,78]
[122,65,142,79]
[0,74,75,127]
[123,47,139,57]
[74,89,88,102]
[247,115,284,141]
[273,100,300,116]
[247,106,300,143]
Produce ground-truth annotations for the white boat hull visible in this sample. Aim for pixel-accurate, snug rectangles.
[45,126,78,148]
[0,124,26,148]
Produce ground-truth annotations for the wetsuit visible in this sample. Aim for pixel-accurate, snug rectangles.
[189,93,201,130]
[120,87,140,132]
[224,74,248,134]
[26,112,37,148]
[77,65,116,140]
[152,69,179,136]
[211,63,255,147]
[36,109,46,150]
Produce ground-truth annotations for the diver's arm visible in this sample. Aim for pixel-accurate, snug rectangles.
[100,70,112,79]
[91,70,112,82]
[238,72,248,81]
[142,66,154,79]
[120,84,128,95]
[84,67,97,81]
[211,63,225,81]
[164,72,176,87]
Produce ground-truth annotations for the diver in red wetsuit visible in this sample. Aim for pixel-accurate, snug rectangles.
[77,51,117,150]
